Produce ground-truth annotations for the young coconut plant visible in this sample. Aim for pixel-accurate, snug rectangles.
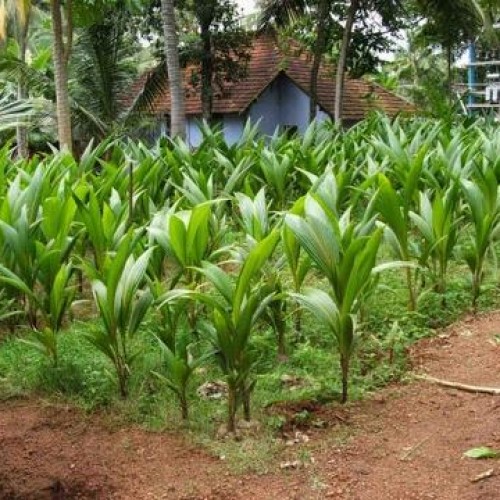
[285,194,384,403]
[235,188,289,358]
[0,204,40,327]
[0,165,66,326]
[461,168,500,310]
[372,121,438,310]
[258,148,294,211]
[0,194,78,364]
[374,174,420,311]
[0,262,76,365]
[168,231,279,433]
[73,187,129,271]
[25,264,76,365]
[84,232,154,398]
[149,201,228,332]
[27,194,78,362]
[149,202,218,287]
[282,197,311,339]
[153,294,213,421]
[409,184,461,296]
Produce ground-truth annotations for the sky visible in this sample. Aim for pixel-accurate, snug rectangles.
[237,0,257,14]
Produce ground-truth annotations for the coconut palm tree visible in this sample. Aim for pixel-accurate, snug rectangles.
[416,0,484,100]
[371,29,449,114]
[160,0,186,139]
[0,0,33,156]
[70,9,146,146]
[259,0,396,125]
[50,0,72,152]
[334,0,360,124]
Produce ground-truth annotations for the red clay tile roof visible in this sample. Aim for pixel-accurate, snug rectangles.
[133,33,413,120]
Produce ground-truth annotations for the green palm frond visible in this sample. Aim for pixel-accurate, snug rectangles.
[258,0,308,29]
[0,50,53,95]
[124,62,167,118]
[70,10,143,142]
[0,95,34,131]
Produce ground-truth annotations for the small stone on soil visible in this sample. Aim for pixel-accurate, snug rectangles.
[197,380,228,400]
[280,374,306,390]
[280,460,303,470]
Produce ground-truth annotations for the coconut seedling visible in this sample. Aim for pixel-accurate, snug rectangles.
[285,194,383,403]
[84,232,153,397]
[174,231,279,433]
[461,168,500,310]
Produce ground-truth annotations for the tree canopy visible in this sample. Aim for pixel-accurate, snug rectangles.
[0,0,496,151]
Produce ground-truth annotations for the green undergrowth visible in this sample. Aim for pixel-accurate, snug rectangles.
[0,266,498,473]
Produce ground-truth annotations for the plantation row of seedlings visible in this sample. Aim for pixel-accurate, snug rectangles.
[0,116,499,433]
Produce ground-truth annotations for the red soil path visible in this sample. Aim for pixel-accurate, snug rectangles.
[1,312,500,499]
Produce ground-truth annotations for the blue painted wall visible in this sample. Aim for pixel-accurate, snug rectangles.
[248,79,282,136]
[183,116,245,147]
[316,109,330,123]
[186,119,203,148]
[161,74,333,146]
[248,74,331,137]
[279,75,311,134]
[223,114,245,145]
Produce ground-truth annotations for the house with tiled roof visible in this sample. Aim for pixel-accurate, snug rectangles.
[133,33,413,146]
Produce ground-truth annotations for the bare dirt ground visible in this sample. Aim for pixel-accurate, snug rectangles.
[1,311,500,499]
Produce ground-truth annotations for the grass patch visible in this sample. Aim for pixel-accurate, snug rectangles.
[0,264,498,472]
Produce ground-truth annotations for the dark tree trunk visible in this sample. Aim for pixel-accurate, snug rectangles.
[200,22,213,123]
[309,0,330,123]
[116,337,129,399]
[118,366,128,399]
[472,266,482,314]
[227,383,237,433]
[446,45,453,103]
[180,390,189,421]
[334,0,360,126]
[243,391,251,422]
[340,353,349,404]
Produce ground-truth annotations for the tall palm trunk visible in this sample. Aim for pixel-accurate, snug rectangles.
[200,21,213,123]
[334,0,359,126]
[16,16,30,158]
[309,0,330,122]
[161,0,186,139]
[446,44,453,103]
[50,0,72,152]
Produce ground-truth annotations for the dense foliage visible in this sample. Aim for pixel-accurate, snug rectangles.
[2,0,498,152]
[0,116,499,433]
